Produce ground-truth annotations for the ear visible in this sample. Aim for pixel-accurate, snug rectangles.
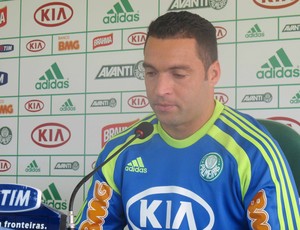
[207,60,221,86]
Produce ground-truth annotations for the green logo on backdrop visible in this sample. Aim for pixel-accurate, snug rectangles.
[42,183,67,210]
[242,93,272,103]
[25,160,41,173]
[103,0,139,24]
[282,24,300,32]
[60,98,76,112]
[256,48,300,79]
[245,24,265,38]
[54,161,79,170]
[95,60,144,80]
[169,0,227,10]
[290,90,300,104]
[35,62,69,90]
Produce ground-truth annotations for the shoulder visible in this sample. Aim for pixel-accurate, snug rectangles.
[101,114,158,153]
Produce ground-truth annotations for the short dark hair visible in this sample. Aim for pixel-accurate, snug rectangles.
[144,11,218,71]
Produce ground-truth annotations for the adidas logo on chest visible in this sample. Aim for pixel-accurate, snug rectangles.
[125,157,147,173]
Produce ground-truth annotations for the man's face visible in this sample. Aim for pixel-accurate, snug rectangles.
[143,37,220,137]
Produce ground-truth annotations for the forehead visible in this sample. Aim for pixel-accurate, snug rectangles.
[144,37,203,68]
[145,37,198,52]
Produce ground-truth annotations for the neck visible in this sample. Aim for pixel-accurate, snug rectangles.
[161,101,216,140]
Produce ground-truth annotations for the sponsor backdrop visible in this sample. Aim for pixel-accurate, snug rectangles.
[0,0,299,216]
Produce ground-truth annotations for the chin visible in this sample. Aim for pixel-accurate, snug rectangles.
[158,115,179,126]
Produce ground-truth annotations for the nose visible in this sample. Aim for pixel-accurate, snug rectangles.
[154,74,172,96]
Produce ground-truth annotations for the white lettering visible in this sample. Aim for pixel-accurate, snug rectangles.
[126,186,215,229]
[172,201,196,229]
[1,189,11,206]
[0,190,30,207]
[140,200,162,228]
[15,190,30,206]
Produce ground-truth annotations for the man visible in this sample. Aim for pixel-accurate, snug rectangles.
[76,11,299,229]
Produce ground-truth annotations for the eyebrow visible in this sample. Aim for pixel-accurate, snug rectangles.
[142,62,154,69]
[143,62,192,71]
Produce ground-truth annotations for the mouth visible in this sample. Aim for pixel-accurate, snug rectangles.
[154,103,175,112]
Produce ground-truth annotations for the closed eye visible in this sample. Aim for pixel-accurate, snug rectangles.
[144,67,157,78]
[169,66,191,79]
[145,71,157,77]
[172,73,186,78]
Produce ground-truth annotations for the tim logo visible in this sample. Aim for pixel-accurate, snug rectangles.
[0,71,8,86]
[128,95,149,108]
[0,6,7,28]
[31,122,71,148]
[253,0,299,9]
[0,44,14,52]
[34,2,73,27]
[25,99,44,112]
[0,184,41,213]
[26,39,46,52]
[128,32,146,45]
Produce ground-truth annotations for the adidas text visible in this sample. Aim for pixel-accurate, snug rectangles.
[60,106,75,111]
[42,199,67,210]
[125,166,147,173]
[25,168,40,172]
[35,79,69,90]
[103,13,139,24]
[290,98,300,104]
[245,32,264,38]
[257,67,300,79]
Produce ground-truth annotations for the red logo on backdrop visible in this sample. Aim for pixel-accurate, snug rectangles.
[253,0,299,9]
[215,26,227,40]
[26,39,46,52]
[31,122,71,148]
[268,116,300,128]
[101,119,139,147]
[59,40,80,51]
[0,102,13,114]
[25,100,44,112]
[0,159,11,172]
[128,32,146,45]
[214,92,229,104]
[0,6,7,28]
[34,2,73,27]
[128,95,149,108]
[93,34,113,49]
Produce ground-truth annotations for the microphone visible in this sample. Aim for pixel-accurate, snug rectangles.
[67,121,154,229]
